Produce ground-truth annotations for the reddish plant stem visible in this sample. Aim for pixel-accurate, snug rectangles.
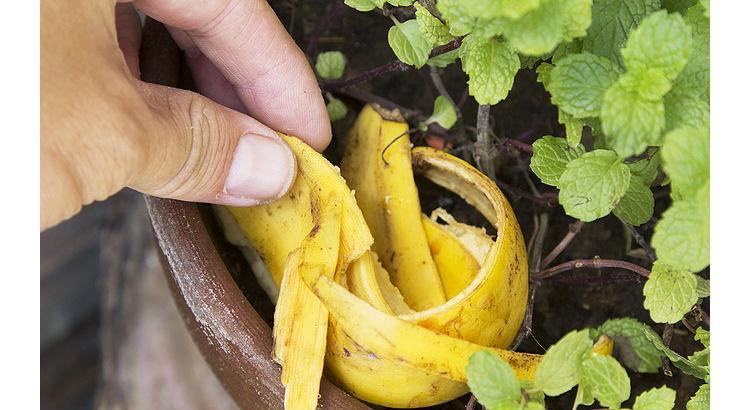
[622,221,656,262]
[498,138,533,154]
[532,258,651,281]
[662,324,674,377]
[540,220,584,269]
[496,179,558,207]
[465,394,477,410]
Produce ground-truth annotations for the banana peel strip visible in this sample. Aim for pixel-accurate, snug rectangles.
[217,105,542,408]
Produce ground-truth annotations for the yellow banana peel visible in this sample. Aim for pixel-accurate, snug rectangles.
[217,105,541,408]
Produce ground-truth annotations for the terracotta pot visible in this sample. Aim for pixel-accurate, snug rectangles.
[141,20,368,410]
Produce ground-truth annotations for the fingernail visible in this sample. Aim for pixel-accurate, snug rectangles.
[225,134,295,201]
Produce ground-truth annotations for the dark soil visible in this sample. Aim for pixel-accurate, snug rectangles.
[207,2,708,409]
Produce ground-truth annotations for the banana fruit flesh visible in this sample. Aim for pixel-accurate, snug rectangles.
[216,105,539,408]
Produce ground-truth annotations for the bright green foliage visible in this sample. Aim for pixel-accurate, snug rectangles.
[414,3,453,46]
[425,96,457,129]
[613,177,653,226]
[642,330,709,380]
[633,386,676,410]
[436,0,481,37]
[643,261,699,323]
[687,384,710,410]
[620,68,672,101]
[664,89,710,131]
[459,36,520,105]
[581,0,661,67]
[621,10,692,81]
[562,0,593,41]
[700,0,709,16]
[530,136,585,187]
[574,378,595,408]
[688,328,710,369]
[343,0,384,12]
[601,74,665,157]
[503,0,565,56]
[627,148,660,184]
[326,97,347,121]
[386,0,414,5]
[696,276,710,298]
[652,199,709,272]
[535,330,593,396]
[674,7,710,102]
[427,49,459,68]
[315,51,347,80]
[661,127,710,200]
[558,150,631,222]
[580,354,630,409]
[592,318,664,373]
[466,351,521,409]
[548,53,622,118]
[388,20,433,68]
[496,0,541,19]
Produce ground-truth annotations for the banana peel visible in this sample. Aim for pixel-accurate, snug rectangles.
[217,105,539,408]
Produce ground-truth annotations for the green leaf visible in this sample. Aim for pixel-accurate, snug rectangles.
[643,261,698,323]
[613,177,654,226]
[687,384,710,410]
[580,354,630,409]
[619,68,672,101]
[535,329,593,396]
[520,380,545,403]
[695,276,710,298]
[652,194,710,272]
[530,136,585,187]
[689,327,710,367]
[627,147,660,184]
[560,110,584,146]
[326,97,347,121]
[581,0,661,67]
[547,52,622,118]
[574,380,595,408]
[633,386,676,410]
[592,317,665,373]
[343,0,384,12]
[503,0,566,56]
[535,62,553,87]
[664,89,710,132]
[414,3,453,46]
[466,351,521,408]
[388,19,433,68]
[386,0,414,5]
[315,51,347,80]
[661,126,710,199]
[438,0,505,38]
[601,74,665,157]
[562,0,593,41]
[460,36,520,105]
[427,49,459,68]
[642,330,709,380]
[695,327,710,348]
[622,10,692,81]
[673,7,710,102]
[497,0,541,19]
[700,0,709,17]
[426,96,457,129]
[558,150,631,222]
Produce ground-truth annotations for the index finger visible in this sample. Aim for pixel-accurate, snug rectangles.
[133,0,331,151]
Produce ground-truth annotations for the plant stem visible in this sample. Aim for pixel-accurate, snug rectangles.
[661,324,674,377]
[621,220,656,262]
[465,394,477,410]
[498,138,533,154]
[429,66,466,141]
[540,220,584,269]
[474,104,496,179]
[532,258,651,281]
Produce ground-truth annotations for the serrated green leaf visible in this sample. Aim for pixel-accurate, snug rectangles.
[695,327,709,348]
[581,0,661,67]
[642,330,709,380]
[699,0,709,17]
[689,327,710,367]
[613,177,654,226]
[548,52,622,118]
[388,19,433,68]
[503,0,566,56]
[520,380,545,403]
[326,97,347,121]
[581,354,630,409]
[661,126,709,199]
[627,147,660,184]
[652,196,710,272]
[414,3,453,46]
[493,400,525,410]
[386,0,414,5]
[619,68,672,101]
[664,89,709,133]
[601,75,665,157]
[530,136,585,187]
[592,317,665,373]
[633,386,676,410]
[535,62,553,87]
[643,261,698,323]
[343,0,384,12]
[560,111,584,146]
[427,49,459,68]
[622,10,692,81]
[466,351,521,408]
[426,96,457,129]
[460,36,520,105]
[687,384,710,410]
[315,51,347,80]
[438,0,505,38]
[558,150,631,222]
[562,0,593,41]
[673,7,710,102]
[535,330,593,396]
[695,277,710,298]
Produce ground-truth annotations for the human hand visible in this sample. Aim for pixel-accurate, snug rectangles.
[41,0,330,230]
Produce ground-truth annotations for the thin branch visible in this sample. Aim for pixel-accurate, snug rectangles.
[497,138,533,154]
[540,220,584,269]
[429,66,466,141]
[495,179,558,207]
[474,104,496,179]
[532,258,651,281]
[661,324,674,377]
[693,304,710,328]
[621,220,656,262]
[466,394,477,410]
[510,282,539,350]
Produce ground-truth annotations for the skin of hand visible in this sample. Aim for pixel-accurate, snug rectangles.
[41,0,331,230]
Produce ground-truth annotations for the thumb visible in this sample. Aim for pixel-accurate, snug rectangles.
[131,83,297,207]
